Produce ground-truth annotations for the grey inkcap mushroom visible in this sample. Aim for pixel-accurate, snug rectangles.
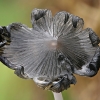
[0,8,100,92]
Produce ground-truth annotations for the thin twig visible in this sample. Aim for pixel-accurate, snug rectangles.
[52,92,63,100]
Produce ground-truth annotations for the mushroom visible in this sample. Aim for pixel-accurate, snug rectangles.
[0,8,100,100]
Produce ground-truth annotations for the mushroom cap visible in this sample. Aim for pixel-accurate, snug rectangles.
[0,9,99,92]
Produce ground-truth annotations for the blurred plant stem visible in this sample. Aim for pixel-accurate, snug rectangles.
[52,92,63,100]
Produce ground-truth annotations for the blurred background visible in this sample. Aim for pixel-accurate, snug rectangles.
[0,0,100,100]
